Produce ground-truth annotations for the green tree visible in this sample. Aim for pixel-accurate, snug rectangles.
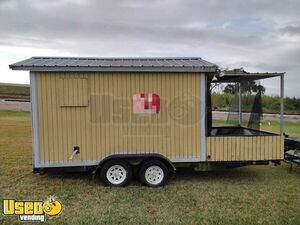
[224,81,265,94]
[224,84,237,94]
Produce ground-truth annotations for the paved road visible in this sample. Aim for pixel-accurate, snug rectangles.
[0,99,30,111]
[213,110,300,122]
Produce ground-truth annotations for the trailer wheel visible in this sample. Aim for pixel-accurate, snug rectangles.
[100,159,132,187]
[139,160,169,187]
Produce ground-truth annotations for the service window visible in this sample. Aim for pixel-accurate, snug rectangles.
[59,75,88,107]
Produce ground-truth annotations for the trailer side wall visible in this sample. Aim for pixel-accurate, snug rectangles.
[34,72,201,167]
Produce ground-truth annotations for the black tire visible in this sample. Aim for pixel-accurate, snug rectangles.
[139,160,169,187]
[100,159,132,187]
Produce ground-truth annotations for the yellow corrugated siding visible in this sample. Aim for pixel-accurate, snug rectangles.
[59,74,88,107]
[206,136,284,161]
[36,72,201,164]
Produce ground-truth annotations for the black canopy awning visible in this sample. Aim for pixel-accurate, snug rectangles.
[212,69,285,83]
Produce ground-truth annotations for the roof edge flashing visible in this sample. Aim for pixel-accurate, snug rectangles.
[9,65,218,73]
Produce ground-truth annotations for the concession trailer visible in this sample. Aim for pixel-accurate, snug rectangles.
[10,57,288,187]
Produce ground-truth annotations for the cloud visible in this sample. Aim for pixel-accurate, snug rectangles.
[0,0,300,97]
[281,25,300,35]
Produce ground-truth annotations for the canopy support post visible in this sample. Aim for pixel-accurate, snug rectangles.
[238,82,242,126]
[280,74,284,135]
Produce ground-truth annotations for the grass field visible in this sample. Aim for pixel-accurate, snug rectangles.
[0,111,299,225]
[0,84,30,100]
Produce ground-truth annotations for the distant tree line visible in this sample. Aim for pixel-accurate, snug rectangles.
[211,92,300,114]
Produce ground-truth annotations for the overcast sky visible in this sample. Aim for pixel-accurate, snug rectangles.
[1,0,300,97]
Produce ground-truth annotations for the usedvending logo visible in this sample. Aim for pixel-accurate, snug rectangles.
[2,196,62,222]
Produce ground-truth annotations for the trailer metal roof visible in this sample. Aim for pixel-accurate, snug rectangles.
[9,57,218,72]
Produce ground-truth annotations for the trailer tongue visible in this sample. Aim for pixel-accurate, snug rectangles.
[284,137,300,165]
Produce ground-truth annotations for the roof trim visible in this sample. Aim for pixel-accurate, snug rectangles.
[28,56,206,60]
[9,65,217,73]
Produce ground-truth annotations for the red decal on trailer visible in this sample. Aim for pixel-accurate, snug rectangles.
[133,93,160,114]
